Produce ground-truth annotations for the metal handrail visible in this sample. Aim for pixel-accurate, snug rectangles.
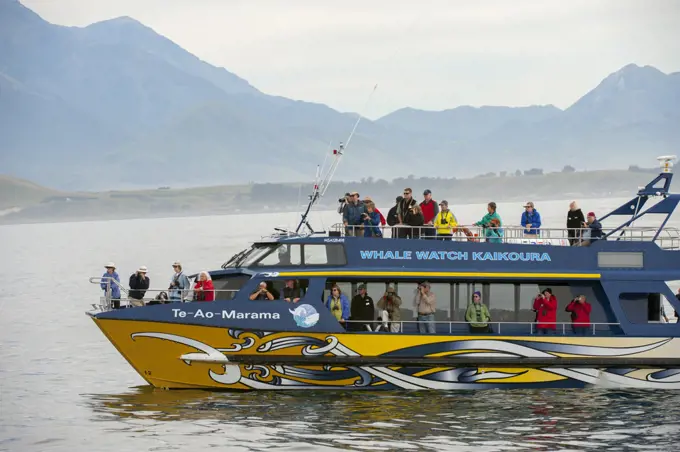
[88,277,241,312]
[331,223,680,249]
[341,319,623,335]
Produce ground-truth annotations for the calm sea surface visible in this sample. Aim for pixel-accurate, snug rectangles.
[2,197,680,451]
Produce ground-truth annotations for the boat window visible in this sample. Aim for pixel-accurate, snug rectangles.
[239,245,278,267]
[488,283,515,322]
[322,278,614,333]
[267,279,310,300]
[664,281,680,323]
[212,274,251,300]
[252,244,302,267]
[304,244,347,266]
[619,292,665,324]
[598,252,643,268]
[518,283,541,321]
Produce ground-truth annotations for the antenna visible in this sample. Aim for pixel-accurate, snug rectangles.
[294,84,379,234]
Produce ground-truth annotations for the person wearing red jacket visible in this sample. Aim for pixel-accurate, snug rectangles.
[193,271,215,302]
[565,295,592,335]
[533,288,557,334]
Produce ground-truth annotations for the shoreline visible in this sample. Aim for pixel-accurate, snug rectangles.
[0,192,631,227]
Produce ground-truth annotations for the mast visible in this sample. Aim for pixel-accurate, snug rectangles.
[294,85,378,234]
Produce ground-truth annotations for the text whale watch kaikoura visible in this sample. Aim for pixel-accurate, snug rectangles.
[359,250,552,262]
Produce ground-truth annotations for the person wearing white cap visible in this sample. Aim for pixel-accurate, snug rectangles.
[128,266,150,307]
[168,261,191,303]
[100,262,121,309]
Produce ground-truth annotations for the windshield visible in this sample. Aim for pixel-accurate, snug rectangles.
[222,244,275,268]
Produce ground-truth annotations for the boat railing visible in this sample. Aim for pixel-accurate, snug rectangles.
[341,319,624,336]
[88,277,240,312]
[329,223,680,249]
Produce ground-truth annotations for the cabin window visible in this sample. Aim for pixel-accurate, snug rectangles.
[619,292,665,324]
[268,279,310,300]
[304,244,347,266]
[253,244,302,267]
[488,283,515,322]
[598,252,643,268]
[212,274,250,300]
[318,278,612,334]
[518,283,541,321]
[664,280,680,323]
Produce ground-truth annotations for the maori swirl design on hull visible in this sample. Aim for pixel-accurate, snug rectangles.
[130,331,680,390]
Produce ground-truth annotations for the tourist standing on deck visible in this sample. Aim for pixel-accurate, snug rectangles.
[474,202,503,243]
[386,196,402,239]
[378,284,402,332]
[586,212,603,242]
[169,261,191,303]
[128,265,149,307]
[363,196,386,227]
[342,191,366,237]
[533,288,558,334]
[100,262,121,309]
[465,291,491,333]
[397,188,417,238]
[521,201,542,237]
[414,281,436,333]
[404,204,425,239]
[419,189,439,239]
[567,201,586,245]
[193,271,215,302]
[434,200,458,240]
[566,295,591,335]
[325,285,350,327]
[362,201,383,238]
[350,284,375,331]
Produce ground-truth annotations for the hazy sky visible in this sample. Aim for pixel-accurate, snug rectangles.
[23,0,680,119]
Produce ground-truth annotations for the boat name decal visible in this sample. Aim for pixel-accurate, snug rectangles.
[359,250,551,262]
[172,308,281,320]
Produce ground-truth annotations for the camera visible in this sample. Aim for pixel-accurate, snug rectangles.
[441,218,448,225]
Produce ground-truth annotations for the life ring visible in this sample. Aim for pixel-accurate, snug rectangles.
[453,226,477,242]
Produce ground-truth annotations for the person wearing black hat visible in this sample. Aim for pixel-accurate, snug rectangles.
[350,284,375,331]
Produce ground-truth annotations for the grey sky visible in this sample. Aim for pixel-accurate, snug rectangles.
[23,0,680,119]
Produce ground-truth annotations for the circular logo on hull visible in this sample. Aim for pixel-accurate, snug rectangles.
[289,304,320,328]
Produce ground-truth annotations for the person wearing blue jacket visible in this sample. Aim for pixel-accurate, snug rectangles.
[521,201,542,236]
[325,285,351,327]
[342,192,366,236]
[362,201,383,238]
[100,262,121,309]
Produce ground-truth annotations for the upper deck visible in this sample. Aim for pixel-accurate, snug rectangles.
[215,223,680,283]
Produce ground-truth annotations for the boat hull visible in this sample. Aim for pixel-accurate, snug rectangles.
[93,318,680,390]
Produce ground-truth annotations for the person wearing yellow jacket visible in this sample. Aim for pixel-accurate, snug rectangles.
[433,200,458,240]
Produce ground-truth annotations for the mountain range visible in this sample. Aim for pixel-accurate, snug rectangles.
[1,0,679,191]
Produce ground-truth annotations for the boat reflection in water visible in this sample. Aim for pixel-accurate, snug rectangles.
[85,387,680,450]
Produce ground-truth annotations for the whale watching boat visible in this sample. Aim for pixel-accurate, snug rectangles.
[88,152,680,390]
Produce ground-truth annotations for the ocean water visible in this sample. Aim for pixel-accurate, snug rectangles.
[2,197,680,451]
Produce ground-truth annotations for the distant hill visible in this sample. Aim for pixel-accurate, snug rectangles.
[1,0,679,191]
[0,167,664,225]
[0,174,63,210]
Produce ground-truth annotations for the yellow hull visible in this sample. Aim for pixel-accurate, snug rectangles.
[93,318,680,390]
